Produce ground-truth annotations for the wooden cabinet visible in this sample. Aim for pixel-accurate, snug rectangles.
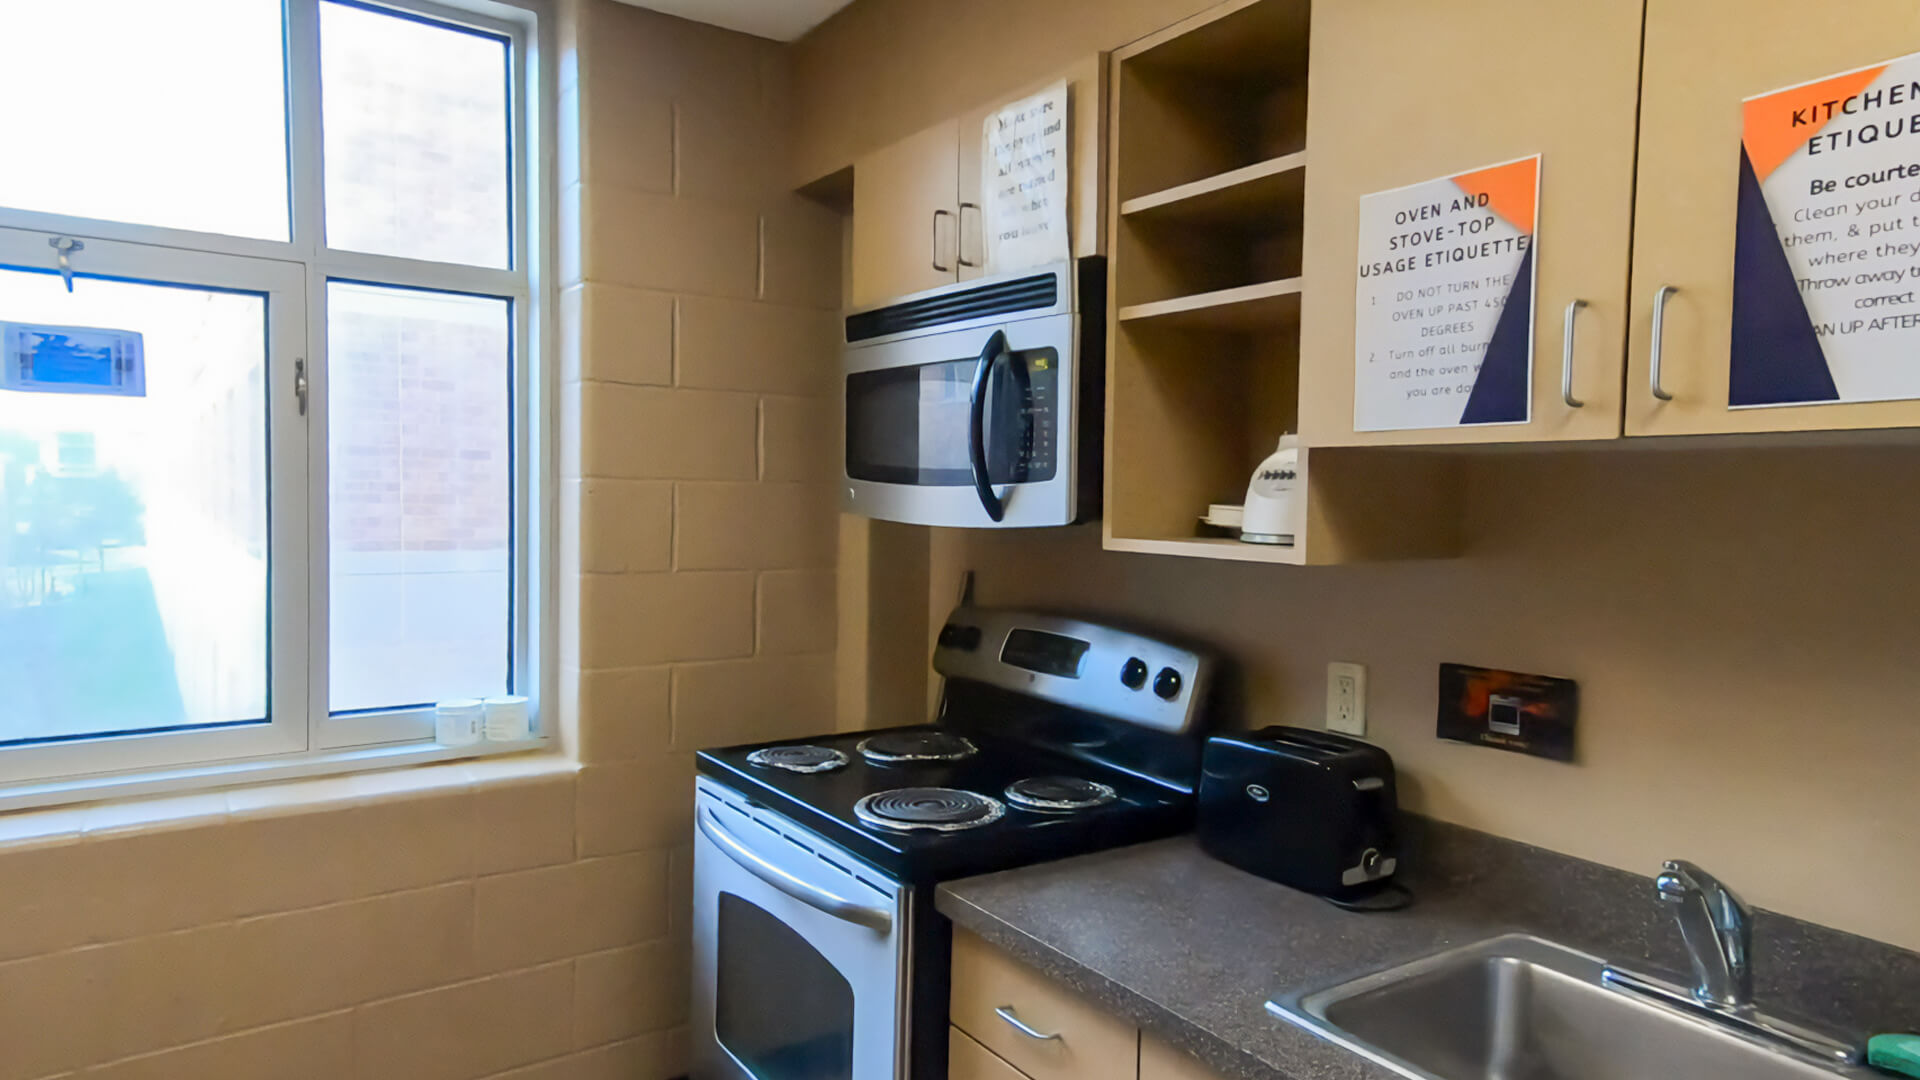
[1627,0,1920,436]
[850,59,1108,310]
[949,930,1139,1080]
[1297,0,1920,444]
[1140,1034,1232,1080]
[957,57,1109,284]
[850,118,961,309]
[951,1026,1034,1080]
[947,933,1235,1080]
[1295,0,1645,446]
[1101,0,1463,565]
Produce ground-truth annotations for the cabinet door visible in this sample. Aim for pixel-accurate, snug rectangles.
[949,1027,1033,1080]
[851,118,960,309]
[1296,0,1644,446]
[949,931,1139,1080]
[1627,0,1920,435]
[1140,1034,1229,1080]
[957,55,1108,282]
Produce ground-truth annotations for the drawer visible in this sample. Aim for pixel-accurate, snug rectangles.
[950,930,1139,1080]
[950,1026,1029,1080]
[1141,1033,1232,1080]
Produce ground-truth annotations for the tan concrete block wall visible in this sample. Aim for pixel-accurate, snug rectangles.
[0,3,842,1078]
[553,1,843,1076]
[0,768,697,1079]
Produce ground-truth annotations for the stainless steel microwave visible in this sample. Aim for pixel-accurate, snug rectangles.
[841,258,1104,528]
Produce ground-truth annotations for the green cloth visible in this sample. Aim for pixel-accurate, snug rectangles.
[1870,1034,1920,1078]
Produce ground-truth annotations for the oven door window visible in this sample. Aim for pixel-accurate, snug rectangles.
[716,892,855,1079]
[846,347,1058,486]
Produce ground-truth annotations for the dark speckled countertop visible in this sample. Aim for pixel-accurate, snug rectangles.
[935,819,1920,1080]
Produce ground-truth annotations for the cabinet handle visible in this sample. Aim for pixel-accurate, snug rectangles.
[932,209,954,273]
[995,1006,1061,1042]
[1649,285,1678,402]
[1561,299,1587,408]
[958,202,981,268]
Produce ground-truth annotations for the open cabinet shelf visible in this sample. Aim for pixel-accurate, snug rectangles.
[1117,277,1301,331]
[1101,0,1462,565]
[1105,535,1306,565]
[1119,151,1307,226]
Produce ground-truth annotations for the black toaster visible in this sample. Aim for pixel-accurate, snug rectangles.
[1196,726,1400,898]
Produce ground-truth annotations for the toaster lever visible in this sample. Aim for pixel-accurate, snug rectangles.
[1352,776,1385,792]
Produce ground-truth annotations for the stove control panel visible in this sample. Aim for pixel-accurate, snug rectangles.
[934,607,1214,734]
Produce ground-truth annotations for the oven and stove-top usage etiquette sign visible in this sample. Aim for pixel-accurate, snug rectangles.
[1734,52,1920,408]
[1353,156,1539,432]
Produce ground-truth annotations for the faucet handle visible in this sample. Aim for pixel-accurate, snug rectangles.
[1659,860,1752,930]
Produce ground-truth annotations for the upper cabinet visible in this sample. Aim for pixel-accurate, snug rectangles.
[1301,0,1920,445]
[1101,0,1463,566]
[1296,0,1645,446]
[850,119,962,309]
[1628,0,1920,436]
[957,57,1108,285]
[849,60,1108,310]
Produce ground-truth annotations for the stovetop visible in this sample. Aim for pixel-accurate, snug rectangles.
[695,723,1194,883]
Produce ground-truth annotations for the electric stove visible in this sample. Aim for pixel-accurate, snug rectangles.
[691,606,1219,1080]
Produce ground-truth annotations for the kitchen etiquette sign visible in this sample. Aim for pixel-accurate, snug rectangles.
[1732,51,1920,407]
[1353,156,1539,432]
[983,81,1070,273]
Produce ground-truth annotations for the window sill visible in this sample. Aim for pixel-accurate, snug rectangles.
[0,739,572,845]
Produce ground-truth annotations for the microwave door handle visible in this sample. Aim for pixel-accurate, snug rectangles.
[968,329,1010,523]
[697,809,893,932]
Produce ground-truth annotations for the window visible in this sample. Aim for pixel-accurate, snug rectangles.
[0,0,542,790]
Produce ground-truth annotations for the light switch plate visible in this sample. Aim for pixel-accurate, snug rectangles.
[1327,662,1367,736]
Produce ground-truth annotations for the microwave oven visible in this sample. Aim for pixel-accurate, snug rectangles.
[841,258,1104,528]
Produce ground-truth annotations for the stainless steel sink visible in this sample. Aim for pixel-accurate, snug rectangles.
[1266,934,1874,1080]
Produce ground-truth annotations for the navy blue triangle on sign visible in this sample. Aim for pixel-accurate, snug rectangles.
[1459,245,1535,425]
[1729,146,1839,407]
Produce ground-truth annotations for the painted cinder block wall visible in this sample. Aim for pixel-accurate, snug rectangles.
[552,0,845,1070]
[0,3,841,1078]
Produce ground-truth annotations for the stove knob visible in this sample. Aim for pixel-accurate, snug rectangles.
[1152,667,1183,701]
[1121,658,1149,690]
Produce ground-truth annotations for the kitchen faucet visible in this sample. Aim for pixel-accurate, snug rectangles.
[1655,859,1753,1009]
[1601,860,1860,1065]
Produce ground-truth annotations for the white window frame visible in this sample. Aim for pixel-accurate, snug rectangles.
[0,0,554,800]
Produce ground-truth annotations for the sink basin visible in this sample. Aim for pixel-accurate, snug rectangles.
[1266,934,1872,1080]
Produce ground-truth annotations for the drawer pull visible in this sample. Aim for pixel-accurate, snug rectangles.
[995,1005,1062,1042]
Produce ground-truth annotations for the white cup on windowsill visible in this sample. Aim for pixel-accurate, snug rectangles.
[483,695,531,742]
[435,699,484,747]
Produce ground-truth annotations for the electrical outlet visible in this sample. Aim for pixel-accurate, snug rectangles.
[1327,662,1367,736]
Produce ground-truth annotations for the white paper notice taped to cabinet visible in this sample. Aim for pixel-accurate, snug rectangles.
[983,81,1070,274]
[1730,50,1920,407]
[1352,156,1539,432]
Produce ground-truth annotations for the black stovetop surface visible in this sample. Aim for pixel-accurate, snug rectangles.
[695,723,1195,884]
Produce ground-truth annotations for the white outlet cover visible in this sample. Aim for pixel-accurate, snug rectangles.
[1327,661,1367,736]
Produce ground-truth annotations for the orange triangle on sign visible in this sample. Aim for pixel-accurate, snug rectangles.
[1451,158,1537,236]
[1744,65,1886,183]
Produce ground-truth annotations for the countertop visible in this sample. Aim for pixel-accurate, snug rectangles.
[935,821,1920,1080]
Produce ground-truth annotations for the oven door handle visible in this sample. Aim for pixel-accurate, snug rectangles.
[697,809,894,933]
[968,329,1010,523]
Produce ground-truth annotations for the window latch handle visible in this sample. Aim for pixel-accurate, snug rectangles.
[48,237,83,293]
[294,358,309,416]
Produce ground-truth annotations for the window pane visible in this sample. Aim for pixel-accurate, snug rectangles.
[0,1,289,241]
[328,283,510,713]
[0,268,268,743]
[321,2,511,268]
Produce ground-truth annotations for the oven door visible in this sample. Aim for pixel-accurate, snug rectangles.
[843,310,1079,529]
[692,782,908,1080]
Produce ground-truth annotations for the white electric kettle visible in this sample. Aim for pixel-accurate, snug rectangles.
[1239,434,1299,545]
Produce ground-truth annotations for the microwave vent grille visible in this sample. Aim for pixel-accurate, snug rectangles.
[845,273,1058,343]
